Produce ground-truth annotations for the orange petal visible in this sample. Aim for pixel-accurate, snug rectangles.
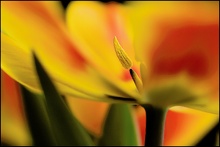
[150,25,218,79]
[65,96,109,136]
[127,1,219,62]
[1,70,32,145]
[127,1,219,112]
[144,24,219,113]
[136,106,219,146]
[164,107,219,146]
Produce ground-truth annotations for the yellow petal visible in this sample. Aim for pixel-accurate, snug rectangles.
[1,33,40,93]
[1,33,136,102]
[66,1,131,71]
[66,1,140,99]
[1,1,139,101]
[1,1,87,72]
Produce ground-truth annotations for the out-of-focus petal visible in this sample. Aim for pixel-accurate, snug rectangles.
[1,33,40,93]
[65,96,109,136]
[66,1,133,74]
[1,1,85,69]
[1,32,90,98]
[165,106,219,146]
[127,1,219,113]
[126,1,219,61]
[1,70,32,146]
[1,1,139,102]
[145,25,219,113]
[66,1,140,99]
[1,1,86,93]
[136,106,219,146]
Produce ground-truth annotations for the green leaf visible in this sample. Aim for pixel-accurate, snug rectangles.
[20,85,57,146]
[33,53,94,146]
[98,104,140,146]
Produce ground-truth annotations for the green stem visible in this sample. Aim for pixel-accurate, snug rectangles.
[141,104,167,146]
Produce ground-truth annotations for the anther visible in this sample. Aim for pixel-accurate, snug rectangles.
[113,36,133,69]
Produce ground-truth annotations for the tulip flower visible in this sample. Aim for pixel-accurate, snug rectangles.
[1,1,219,146]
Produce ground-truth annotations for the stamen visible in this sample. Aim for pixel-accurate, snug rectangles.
[140,62,147,87]
[113,36,133,69]
[113,36,143,94]
[129,69,143,93]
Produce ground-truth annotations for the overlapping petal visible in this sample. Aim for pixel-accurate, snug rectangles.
[66,1,140,99]
[1,1,218,146]
[126,1,219,113]
[1,1,139,102]
[126,1,219,61]
[1,0,218,114]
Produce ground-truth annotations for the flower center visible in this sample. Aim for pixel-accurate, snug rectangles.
[113,36,143,93]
